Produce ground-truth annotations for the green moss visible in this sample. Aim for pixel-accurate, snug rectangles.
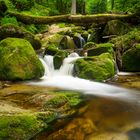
[74,53,115,81]
[110,28,140,70]
[87,43,114,56]
[45,90,83,108]
[44,44,59,56]
[84,42,96,50]
[0,24,42,49]
[59,35,76,50]
[110,28,140,51]
[0,113,44,140]
[46,34,63,47]
[122,44,140,72]
[53,50,68,69]
[103,20,130,36]
[0,38,44,81]
[0,16,18,26]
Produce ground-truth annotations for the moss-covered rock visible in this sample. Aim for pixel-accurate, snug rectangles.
[83,42,96,50]
[44,33,63,47]
[74,53,116,81]
[110,29,140,70]
[87,43,114,56]
[122,44,140,72]
[59,35,76,50]
[0,24,42,50]
[0,38,44,81]
[103,20,130,36]
[44,44,59,56]
[0,113,44,140]
[53,50,68,69]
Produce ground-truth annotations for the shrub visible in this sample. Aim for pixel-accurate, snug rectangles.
[0,16,18,26]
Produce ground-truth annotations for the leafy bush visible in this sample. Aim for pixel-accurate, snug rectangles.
[0,16,18,25]
[24,24,38,34]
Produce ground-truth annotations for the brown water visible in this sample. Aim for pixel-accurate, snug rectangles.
[31,73,140,140]
[0,73,140,140]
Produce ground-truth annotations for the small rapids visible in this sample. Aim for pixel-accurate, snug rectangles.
[29,53,139,101]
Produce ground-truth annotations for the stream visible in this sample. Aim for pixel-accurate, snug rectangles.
[27,53,140,140]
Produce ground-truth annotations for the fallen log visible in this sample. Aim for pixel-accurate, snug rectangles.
[7,11,140,25]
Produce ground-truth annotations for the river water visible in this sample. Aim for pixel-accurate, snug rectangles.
[27,53,140,140]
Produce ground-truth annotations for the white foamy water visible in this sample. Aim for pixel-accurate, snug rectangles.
[29,53,140,100]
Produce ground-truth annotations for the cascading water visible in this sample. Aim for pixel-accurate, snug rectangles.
[29,53,139,101]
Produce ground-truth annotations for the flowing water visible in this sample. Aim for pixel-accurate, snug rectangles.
[28,53,140,140]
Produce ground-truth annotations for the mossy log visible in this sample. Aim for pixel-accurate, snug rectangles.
[8,11,140,25]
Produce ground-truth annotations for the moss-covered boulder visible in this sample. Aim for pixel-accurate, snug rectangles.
[110,29,140,70]
[103,20,130,36]
[0,24,42,50]
[0,38,44,81]
[53,51,68,69]
[74,53,116,81]
[87,43,114,56]
[59,35,76,50]
[0,113,44,140]
[122,44,140,72]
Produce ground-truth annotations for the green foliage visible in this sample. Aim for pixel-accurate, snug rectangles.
[0,16,18,26]
[11,0,34,11]
[24,24,38,34]
[86,0,107,14]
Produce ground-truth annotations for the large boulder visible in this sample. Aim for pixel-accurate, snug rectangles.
[122,44,140,72]
[0,24,42,50]
[87,43,114,56]
[103,20,130,36]
[74,53,116,81]
[0,38,44,81]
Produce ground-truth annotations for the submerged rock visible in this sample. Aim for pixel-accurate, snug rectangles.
[122,44,140,72]
[74,53,116,81]
[0,85,84,140]
[0,24,42,50]
[0,38,44,81]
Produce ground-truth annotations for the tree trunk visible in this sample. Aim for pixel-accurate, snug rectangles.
[7,11,140,26]
[71,0,76,15]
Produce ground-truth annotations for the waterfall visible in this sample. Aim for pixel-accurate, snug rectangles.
[40,53,81,77]
[79,35,85,48]
[29,53,139,101]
